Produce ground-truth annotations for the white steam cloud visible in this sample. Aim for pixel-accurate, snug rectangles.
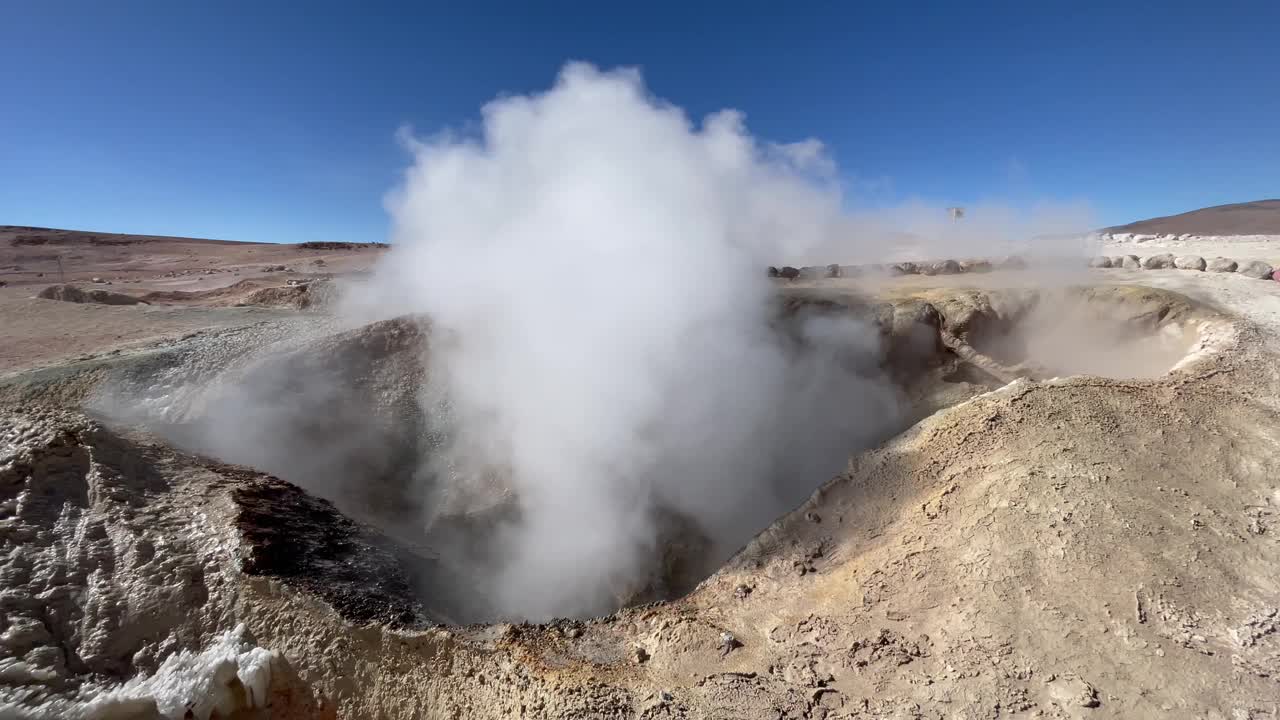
[92,61,1099,623]
[363,63,900,619]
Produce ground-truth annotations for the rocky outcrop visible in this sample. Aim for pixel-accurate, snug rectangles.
[0,410,242,711]
[36,284,148,305]
[236,280,338,310]
[0,406,433,717]
[959,259,992,273]
[921,259,962,275]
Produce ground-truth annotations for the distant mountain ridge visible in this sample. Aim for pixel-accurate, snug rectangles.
[1103,199,1280,236]
[0,225,263,247]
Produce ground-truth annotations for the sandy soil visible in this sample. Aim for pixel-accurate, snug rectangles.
[0,225,385,294]
[0,226,385,373]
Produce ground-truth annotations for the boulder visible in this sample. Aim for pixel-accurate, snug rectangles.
[889,262,919,276]
[825,263,841,278]
[1238,260,1275,280]
[797,266,825,279]
[1141,253,1176,269]
[1207,257,1238,273]
[1120,255,1142,269]
[767,266,780,278]
[959,259,992,273]
[778,266,800,280]
[1174,255,1206,271]
[1088,257,1112,268]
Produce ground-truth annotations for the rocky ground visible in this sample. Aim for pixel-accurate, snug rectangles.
[1,231,1279,719]
[0,227,380,372]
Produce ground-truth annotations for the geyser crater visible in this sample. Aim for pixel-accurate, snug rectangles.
[90,283,1228,626]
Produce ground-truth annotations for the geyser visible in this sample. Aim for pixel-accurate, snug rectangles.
[85,65,1113,625]
[349,62,901,621]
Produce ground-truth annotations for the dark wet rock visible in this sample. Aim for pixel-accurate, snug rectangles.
[232,473,430,628]
[767,266,780,278]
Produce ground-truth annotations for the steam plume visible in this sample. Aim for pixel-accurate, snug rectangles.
[93,62,1100,622]
[367,63,899,619]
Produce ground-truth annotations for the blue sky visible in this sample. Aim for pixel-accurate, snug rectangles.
[2,1,1277,243]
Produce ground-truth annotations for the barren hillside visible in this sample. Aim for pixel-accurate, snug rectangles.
[1104,199,1280,236]
[0,225,386,289]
